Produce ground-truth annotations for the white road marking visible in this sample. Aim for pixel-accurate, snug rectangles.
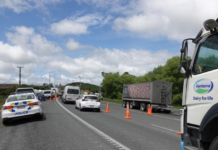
[151,124,178,133]
[56,99,131,150]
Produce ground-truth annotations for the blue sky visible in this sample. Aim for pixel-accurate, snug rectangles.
[0,0,218,86]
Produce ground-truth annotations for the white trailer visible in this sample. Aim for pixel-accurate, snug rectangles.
[122,81,173,112]
[179,19,218,150]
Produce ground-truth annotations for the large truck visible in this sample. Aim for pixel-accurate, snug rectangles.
[122,81,173,112]
[178,19,218,150]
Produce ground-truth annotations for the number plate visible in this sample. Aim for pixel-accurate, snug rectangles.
[17,106,25,109]
[90,105,94,108]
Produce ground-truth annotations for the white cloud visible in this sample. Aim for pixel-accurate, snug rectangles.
[0,41,37,64]
[66,38,80,51]
[50,13,112,35]
[1,25,175,86]
[50,20,88,35]
[112,0,218,41]
[66,38,94,51]
[6,26,62,55]
[0,0,62,13]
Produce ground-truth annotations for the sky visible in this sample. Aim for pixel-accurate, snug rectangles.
[0,0,218,86]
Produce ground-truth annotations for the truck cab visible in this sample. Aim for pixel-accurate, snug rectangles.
[179,19,218,150]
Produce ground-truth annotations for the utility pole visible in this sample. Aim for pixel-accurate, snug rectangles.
[78,76,83,92]
[17,66,24,87]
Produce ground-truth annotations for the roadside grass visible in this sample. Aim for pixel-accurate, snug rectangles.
[0,95,7,105]
[172,105,184,109]
[103,98,122,104]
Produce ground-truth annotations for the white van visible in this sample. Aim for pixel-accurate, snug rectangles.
[62,86,80,104]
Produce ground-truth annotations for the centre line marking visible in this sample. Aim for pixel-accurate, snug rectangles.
[56,99,130,150]
[151,124,178,133]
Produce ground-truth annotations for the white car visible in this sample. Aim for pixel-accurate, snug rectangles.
[1,93,43,125]
[75,95,101,112]
[43,90,51,98]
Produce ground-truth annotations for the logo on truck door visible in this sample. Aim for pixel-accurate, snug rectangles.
[194,79,213,94]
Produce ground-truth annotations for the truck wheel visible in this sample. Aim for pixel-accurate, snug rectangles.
[140,103,146,111]
[129,102,134,109]
[122,101,126,108]
[210,136,218,150]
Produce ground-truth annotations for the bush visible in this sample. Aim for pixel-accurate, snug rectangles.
[117,92,122,100]
[172,93,182,105]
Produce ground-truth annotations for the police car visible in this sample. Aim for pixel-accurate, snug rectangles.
[1,93,43,125]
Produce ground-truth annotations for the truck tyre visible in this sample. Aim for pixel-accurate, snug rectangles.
[140,103,146,111]
[210,136,218,150]
[130,102,134,109]
[122,101,126,108]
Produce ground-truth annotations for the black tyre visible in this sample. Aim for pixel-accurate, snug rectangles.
[79,105,83,111]
[140,103,146,111]
[37,114,43,120]
[129,102,134,109]
[163,110,171,113]
[122,101,126,108]
[75,105,77,109]
[2,120,9,126]
[210,136,218,150]
[96,109,100,112]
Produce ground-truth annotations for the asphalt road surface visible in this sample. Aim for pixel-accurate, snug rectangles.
[0,98,181,150]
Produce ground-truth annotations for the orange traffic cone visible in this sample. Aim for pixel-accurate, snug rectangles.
[105,102,110,113]
[54,95,57,100]
[124,103,131,119]
[146,104,153,115]
[50,97,52,102]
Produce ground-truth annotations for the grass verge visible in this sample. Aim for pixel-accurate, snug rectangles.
[0,95,7,105]
[103,98,122,104]
[172,105,184,109]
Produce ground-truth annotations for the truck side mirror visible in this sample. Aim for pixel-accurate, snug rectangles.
[181,41,188,60]
[178,65,186,74]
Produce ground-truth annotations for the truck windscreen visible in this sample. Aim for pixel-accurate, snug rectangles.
[193,34,218,74]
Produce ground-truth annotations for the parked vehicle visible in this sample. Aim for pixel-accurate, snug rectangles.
[122,81,173,112]
[16,88,35,94]
[75,95,100,112]
[61,86,80,104]
[178,19,218,150]
[43,90,51,98]
[1,93,43,125]
[37,93,46,101]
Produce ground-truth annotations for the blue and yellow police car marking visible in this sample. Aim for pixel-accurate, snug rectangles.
[8,101,34,112]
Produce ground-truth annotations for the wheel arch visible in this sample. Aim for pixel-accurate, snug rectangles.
[200,103,218,142]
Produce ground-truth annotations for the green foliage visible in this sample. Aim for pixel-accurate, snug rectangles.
[101,56,184,105]
[69,82,100,93]
[117,92,122,100]
[173,93,183,105]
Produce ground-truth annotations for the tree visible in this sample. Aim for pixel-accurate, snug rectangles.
[43,83,48,86]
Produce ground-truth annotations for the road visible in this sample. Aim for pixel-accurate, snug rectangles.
[0,98,181,150]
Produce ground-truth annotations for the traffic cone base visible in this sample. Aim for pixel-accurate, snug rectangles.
[50,97,52,102]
